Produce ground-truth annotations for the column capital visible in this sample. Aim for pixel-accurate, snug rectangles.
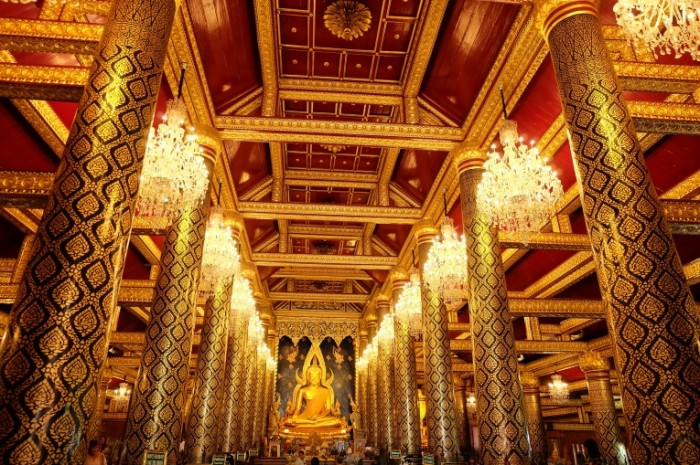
[452,147,486,176]
[194,123,224,164]
[389,265,409,291]
[578,351,610,374]
[239,262,258,282]
[535,0,598,40]
[223,210,245,239]
[520,371,541,392]
[414,220,439,245]
[376,296,391,323]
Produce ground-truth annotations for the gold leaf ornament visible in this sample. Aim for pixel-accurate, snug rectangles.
[324,1,372,41]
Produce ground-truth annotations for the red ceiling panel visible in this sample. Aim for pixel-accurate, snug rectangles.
[0,4,40,19]
[224,141,271,196]
[421,0,521,123]
[645,135,700,196]
[285,144,382,173]
[392,149,448,203]
[504,249,578,292]
[186,0,261,113]
[116,311,147,332]
[553,274,602,299]
[375,224,413,254]
[509,57,562,142]
[244,218,276,247]
[672,235,700,265]
[0,101,58,171]
[123,245,152,280]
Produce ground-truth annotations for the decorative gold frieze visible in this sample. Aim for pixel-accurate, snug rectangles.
[238,201,420,224]
[0,18,102,55]
[276,317,358,344]
[268,291,369,303]
[253,0,277,116]
[499,231,591,250]
[252,252,396,269]
[0,63,87,101]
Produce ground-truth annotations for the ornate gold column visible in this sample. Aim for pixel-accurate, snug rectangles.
[579,352,627,465]
[367,336,380,448]
[376,298,395,451]
[520,372,547,465]
[0,2,175,463]
[391,267,421,455]
[124,127,216,465]
[264,324,278,438]
[218,262,251,452]
[184,276,232,463]
[366,314,379,447]
[252,296,271,448]
[87,370,113,443]
[416,222,459,462]
[240,318,260,449]
[455,152,530,465]
[357,327,368,434]
[452,375,468,457]
[536,1,700,462]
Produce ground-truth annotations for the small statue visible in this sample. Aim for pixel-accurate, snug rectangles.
[332,399,342,417]
[269,394,282,436]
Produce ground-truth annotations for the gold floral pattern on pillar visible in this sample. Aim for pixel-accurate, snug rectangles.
[520,372,547,465]
[417,225,459,461]
[185,278,232,463]
[124,204,209,465]
[0,2,175,463]
[541,4,700,462]
[457,155,530,465]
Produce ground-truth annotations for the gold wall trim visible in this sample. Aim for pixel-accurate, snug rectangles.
[499,231,591,250]
[278,88,403,106]
[278,78,403,95]
[285,169,378,184]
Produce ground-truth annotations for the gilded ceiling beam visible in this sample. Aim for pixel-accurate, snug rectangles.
[271,267,373,281]
[252,0,277,116]
[278,78,403,96]
[499,231,591,250]
[129,236,162,265]
[615,62,700,94]
[268,292,370,303]
[237,201,421,224]
[0,18,102,55]
[215,116,462,150]
[0,63,86,101]
[508,298,605,318]
[251,252,397,270]
[278,89,403,106]
[12,100,68,158]
[287,224,364,240]
[629,101,700,135]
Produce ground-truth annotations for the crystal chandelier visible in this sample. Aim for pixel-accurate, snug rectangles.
[477,91,563,240]
[614,0,700,60]
[136,66,209,223]
[248,313,263,349]
[548,374,570,404]
[423,214,468,308]
[377,314,394,345]
[199,207,241,295]
[231,275,255,318]
[111,382,131,401]
[394,271,423,339]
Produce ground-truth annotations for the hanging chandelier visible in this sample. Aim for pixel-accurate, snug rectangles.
[423,210,468,308]
[111,382,131,401]
[466,393,477,414]
[614,0,700,60]
[231,275,255,318]
[377,314,394,345]
[136,65,209,223]
[477,91,563,241]
[548,374,570,404]
[199,206,241,295]
[394,271,423,339]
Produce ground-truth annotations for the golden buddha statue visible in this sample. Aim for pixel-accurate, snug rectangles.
[282,346,345,434]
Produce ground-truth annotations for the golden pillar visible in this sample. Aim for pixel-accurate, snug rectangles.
[520,372,547,465]
[368,338,380,448]
[124,128,216,465]
[536,1,700,462]
[455,152,530,465]
[0,2,175,463]
[452,375,469,456]
[366,315,379,447]
[391,267,421,455]
[240,319,260,449]
[579,352,627,465]
[264,324,278,438]
[252,298,271,448]
[184,276,232,463]
[376,298,395,451]
[416,223,459,461]
[357,328,368,434]
[218,260,251,452]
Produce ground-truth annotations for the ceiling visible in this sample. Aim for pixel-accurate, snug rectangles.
[0,0,700,421]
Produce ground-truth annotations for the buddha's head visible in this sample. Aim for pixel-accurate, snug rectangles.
[307,364,322,385]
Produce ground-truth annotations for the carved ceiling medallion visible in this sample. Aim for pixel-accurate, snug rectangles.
[320,144,348,153]
[323,1,372,41]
